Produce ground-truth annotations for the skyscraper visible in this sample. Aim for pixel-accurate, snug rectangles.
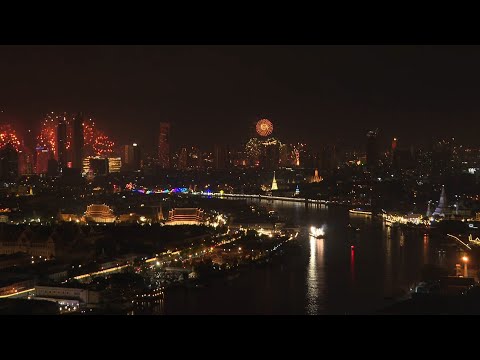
[18,145,34,175]
[0,144,18,181]
[158,122,170,169]
[260,140,280,170]
[57,119,67,170]
[71,113,84,170]
[35,147,51,175]
[124,143,141,171]
[213,144,227,170]
[366,129,379,169]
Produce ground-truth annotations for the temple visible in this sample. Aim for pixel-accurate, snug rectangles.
[311,169,323,183]
[433,185,450,217]
[271,171,278,191]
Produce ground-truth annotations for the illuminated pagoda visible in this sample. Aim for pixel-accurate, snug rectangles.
[85,204,116,223]
[271,171,278,191]
[295,185,300,196]
[310,169,323,183]
[166,208,204,225]
[433,185,450,217]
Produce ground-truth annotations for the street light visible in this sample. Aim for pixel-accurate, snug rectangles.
[462,256,469,277]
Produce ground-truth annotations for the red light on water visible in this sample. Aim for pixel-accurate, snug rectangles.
[351,245,355,249]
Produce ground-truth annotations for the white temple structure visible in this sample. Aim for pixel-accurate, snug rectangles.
[433,185,450,217]
[271,171,278,191]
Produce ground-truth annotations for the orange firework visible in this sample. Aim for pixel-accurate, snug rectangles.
[37,113,60,154]
[0,124,21,151]
[256,118,273,137]
[93,133,114,156]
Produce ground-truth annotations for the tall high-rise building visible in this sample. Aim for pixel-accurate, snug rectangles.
[0,144,18,181]
[71,113,84,170]
[123,143,141,171]
[366,129,379,168]
[18,145,34,175]
[260,140,280,170]
[213,144,227,170]
[158,122,170,169]
[57,119,67,170]
[35,147,51,175]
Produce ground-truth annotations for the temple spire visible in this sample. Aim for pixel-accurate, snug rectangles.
[271,171,278,191]
[433,185,448,217]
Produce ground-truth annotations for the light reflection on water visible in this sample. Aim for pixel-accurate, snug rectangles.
[306,236,325,314]
[162,198,461,315]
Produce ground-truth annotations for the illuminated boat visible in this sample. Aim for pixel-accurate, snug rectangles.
[310,226,326,239]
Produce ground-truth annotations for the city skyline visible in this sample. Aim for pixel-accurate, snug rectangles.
[3,45,480,150]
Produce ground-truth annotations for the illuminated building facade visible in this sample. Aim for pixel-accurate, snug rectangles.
[158,122,170,169]
[108,157,121,173]
[85,204,116,223]
[311,169,323,183]
[166,208,204,225]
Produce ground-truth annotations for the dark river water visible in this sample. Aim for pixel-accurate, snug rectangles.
[161,199,461,315]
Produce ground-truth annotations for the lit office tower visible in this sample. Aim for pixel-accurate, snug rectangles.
[213,144,227,170]
[366,129,379,168]
[158,122,170,169]
[71,113,84,170]
[124,143,141,171]
[56,119,67,170]
[108,157,122,173]
[0,144,18,181]
[36,147,51,174]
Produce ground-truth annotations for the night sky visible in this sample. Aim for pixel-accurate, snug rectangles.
[1,45,480,153]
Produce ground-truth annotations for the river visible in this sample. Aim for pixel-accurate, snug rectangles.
[162,199,461,315]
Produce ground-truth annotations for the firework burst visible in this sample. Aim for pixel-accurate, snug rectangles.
[0,124,21,151]
[93,133,114,156]
[37,113,60,154]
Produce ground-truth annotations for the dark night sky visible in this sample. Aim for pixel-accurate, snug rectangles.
[1,45,480,153]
